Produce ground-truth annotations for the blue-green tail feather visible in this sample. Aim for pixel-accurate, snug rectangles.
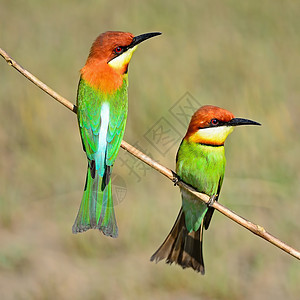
[72,166,118,238]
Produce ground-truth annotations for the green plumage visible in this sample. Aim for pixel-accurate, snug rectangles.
[72,77,128,237]
[176,139,226,232]
[151,105,260,273]
[150,139,226,273]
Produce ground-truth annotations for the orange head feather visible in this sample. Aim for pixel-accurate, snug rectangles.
[87,31,134,64]
[185,106,234,137]
[81,31,134,93]
[185,105,235,145]
[184,105,260,145]
[80,31,161,93]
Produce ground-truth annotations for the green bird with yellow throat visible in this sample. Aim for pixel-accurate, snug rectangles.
[151,105,260,274]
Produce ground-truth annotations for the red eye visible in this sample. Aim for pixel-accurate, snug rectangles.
[211,118,219,126]
[114,46,122,54]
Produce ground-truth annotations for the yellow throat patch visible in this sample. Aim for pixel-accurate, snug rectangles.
[108,46,138,70]
[189,126,234,145]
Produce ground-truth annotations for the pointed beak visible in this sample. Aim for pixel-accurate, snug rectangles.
[129,32,162,48]
[227,118,261,127]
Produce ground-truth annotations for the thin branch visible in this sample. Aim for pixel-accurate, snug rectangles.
[0,48,76,113]
[1,47,299,261]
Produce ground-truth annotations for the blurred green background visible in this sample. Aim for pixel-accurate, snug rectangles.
[1,0,299,299]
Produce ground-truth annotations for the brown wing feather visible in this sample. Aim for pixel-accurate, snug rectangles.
[151,208,205,274]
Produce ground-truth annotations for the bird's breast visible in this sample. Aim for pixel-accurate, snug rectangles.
[81,59,125,94]
[176,141,226,196]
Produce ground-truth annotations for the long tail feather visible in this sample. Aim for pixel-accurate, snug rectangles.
[150,208,205,274]
[72,166,118,238]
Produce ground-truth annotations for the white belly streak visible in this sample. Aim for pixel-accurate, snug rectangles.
[99,103,110,146]
[96,103,110,174]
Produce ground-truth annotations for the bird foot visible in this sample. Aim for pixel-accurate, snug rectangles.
[172,172,180,186]
[207,194,217,207]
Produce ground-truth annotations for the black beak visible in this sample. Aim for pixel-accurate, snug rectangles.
[129,32,162,48]
[227,118,261,127]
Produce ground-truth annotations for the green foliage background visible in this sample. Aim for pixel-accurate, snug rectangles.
[0,1,299,299]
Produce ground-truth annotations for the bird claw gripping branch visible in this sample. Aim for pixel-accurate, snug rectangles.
[207,194,218,207]
[172,171,180,186]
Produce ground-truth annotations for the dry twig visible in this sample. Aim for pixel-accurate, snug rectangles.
[1,47,299,261]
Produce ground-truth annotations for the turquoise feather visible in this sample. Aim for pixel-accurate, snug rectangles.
[176,140,226,232]
[72,77,128,237]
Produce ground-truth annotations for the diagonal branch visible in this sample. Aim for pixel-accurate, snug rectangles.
[1,47,299,261]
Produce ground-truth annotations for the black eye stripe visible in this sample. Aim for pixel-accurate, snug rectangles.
[197,119,226,129]
[114,45,131,55]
